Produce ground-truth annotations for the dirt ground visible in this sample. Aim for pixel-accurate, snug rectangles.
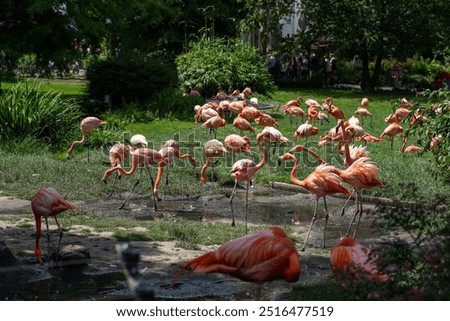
[0,184,386,300]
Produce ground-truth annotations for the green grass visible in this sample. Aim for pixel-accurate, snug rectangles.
[2,78,86,99]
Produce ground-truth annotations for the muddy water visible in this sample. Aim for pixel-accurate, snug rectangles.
[0,185,385,301]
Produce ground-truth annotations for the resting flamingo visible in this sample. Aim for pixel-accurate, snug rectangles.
[330,236,389,290]
[401,136,422,153]
[233,114,256,135]
[172,226,300,300]
[224,134,252,154]
[293,120,319,142]
[102,148,167,210]
[32,188,76,264]
[278,152,352,250]
[66,116,107,160]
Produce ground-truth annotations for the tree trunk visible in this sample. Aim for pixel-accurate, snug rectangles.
[370,55,383,90]
[360,50,371,92]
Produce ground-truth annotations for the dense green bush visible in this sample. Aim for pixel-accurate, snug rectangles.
[177,37,276,97]
[84,52,178,113]
[0,81,82,149]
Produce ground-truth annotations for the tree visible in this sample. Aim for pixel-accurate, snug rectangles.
[237,0,295,55]
[299,0,450,92]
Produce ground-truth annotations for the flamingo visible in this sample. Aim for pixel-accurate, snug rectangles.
[323,97,345,121]
[172,226,300,300]
[224,134,252,154]
[233,114,256,134]
[202,115,226,139]
[284,105,307,129]
[32,188,76,264]
[354,107,372,125]
[380,122,404,149]
[293,120,319,142]
[360,97,369,108]
[256,126,289,156]
[278,152,352,250]
[106,143,131,196]
[157,141,197,198]
[102,148,167,210]
[330,236,389,290]
[400,97,413,109]
[255,112,278,127]
[355,133,383,144]
[229,141,268,229]
[242,87,253,97]
[200,139,228,184]
[66,116,107,160]
[401,136,422,153]
[240,104,263,121]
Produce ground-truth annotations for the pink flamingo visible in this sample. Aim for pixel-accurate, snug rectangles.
[67,116,107,160]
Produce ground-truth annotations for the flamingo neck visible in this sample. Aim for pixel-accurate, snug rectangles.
[303,147,327,164]
[255,143,268,171]
[288,154,305,188]
[339,121,353,166]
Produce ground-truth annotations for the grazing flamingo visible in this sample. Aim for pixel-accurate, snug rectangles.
[172,226,300,300]
[330,236,389,290]
[200,139,228,184]
[32,188,76,264]
[293,120,319,142]
[102,148,167,210]
[401,136,422,153]
[278,152,352,250]
[66,116,107,160]
[249,97,259,107]
[229,141,268,229]
[233,114,256,134]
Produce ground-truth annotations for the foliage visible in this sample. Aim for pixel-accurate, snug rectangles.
[0,80,82,149]
[15,54,39,77]
[84,52,178,113]
[374,189,450,300]
[405,89,450,181]
[177,37,276,97]
[299,0,450,92]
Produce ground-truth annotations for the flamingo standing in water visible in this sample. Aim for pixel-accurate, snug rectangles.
[330,236,389,290]
[172,226,300,300]
[102,148,167,210]
[32,188,76,264]
[67,116,107,160]
[278,152,351,250]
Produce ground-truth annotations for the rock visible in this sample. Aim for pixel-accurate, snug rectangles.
[58,244,91,266]
[0,240,20,266]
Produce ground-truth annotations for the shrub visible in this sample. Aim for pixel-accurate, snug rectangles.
[177,37,276,97]
[0,80,82,149]
[84,52,178,113]
[407,89,450,182]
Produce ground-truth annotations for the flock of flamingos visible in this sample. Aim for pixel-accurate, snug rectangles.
[30,87,434,299]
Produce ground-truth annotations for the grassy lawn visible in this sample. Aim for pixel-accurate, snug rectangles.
[1,79,448,201]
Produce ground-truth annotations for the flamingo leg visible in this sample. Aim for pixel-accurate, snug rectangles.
[301,198,319,251]
[322,197,330,248]
[119,167,143,209]
[45,217,51,262]
[245,180,249,234]
[345,191,361,236]
[54,217,64,261]
[341,189,356,216]
[353,191,364,239]
[229,179,239,227]
[107,172,120,197]
[146,166,158,211]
